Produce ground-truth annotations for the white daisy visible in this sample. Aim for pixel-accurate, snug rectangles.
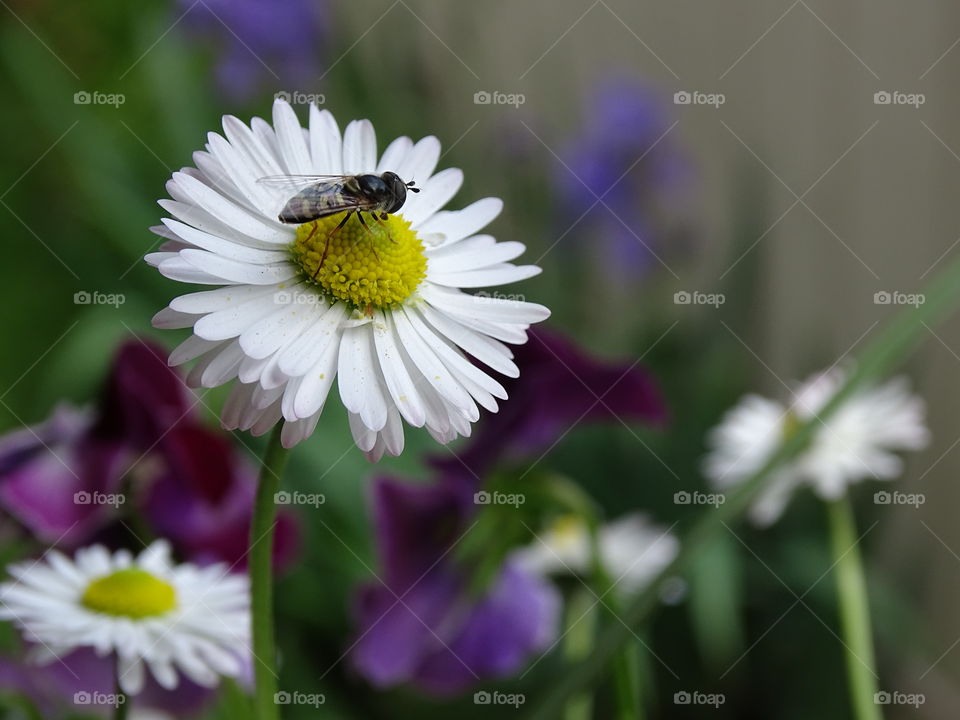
[513,513,679,595]
[0,540,249,695]
[703,369,929,525]
[147,99,549,459]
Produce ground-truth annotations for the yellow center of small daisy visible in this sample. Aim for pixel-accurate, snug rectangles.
[550,514,587,550]
[291,212,427,310]
[81,568,177,618]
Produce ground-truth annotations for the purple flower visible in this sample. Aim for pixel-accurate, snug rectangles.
[179,0,326,102]
[143,423,300,570]
[0,404,128,546]
[0,648,211,717]
[560,77,689,279]
[0,340,299,570]
[350,477,560,695]
[434,328,666,478]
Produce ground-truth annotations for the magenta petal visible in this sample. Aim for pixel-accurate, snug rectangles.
[144,425,300,572]
[0,405,128,546]
[92,340,195,448]
[0,647,213,716]
[436,328,667,478]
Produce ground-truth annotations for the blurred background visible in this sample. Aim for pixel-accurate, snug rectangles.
[1,0,959,718]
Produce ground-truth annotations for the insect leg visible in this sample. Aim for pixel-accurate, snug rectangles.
[356,211,373,235]
[373,213,398,245]
[356,212,382,262]
[301,222,319,246]
[311,211,353,280]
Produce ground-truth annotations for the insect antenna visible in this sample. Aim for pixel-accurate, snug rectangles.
[406,180,420,193]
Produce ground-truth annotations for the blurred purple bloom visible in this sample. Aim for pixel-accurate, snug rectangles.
[143,423,300,570]
[0,405,128,545]
[350,477,560,695]
[435,328,666,478]
[179,0,326,101]
[0,341,299,570]
[0,648,210,718]
[560,77,689,279]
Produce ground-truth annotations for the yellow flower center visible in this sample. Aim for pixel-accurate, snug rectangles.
[81,568,177,618]
[550,514,587,551]
[291,212,427,310]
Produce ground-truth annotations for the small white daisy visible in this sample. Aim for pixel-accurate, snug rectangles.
[147,99,549,459]
[513,513,679,595]
[0,540,249,696]
[703,369,929,525]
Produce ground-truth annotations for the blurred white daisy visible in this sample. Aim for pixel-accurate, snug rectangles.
[513,513,679,595]
[0,540,249,696]
[147,99,549,459]
[703,369,929,525]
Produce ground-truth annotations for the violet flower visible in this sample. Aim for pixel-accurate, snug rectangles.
[559,77,689,281]
[0,404,128,546]
[0,341,299,569]
[0,648,210,718]
[350,477,560,695]
[178,0,326,102]
[434,327,666,478]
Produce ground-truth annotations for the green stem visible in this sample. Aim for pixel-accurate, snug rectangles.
[563,589,597,720]
[114,660,128,720]
[827,497,882,720]
[612,643,643,720]
[250,425,291,720]
[587,525,642,720]
[524,253,960,720]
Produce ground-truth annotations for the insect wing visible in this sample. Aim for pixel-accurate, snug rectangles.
[257,174,353,191]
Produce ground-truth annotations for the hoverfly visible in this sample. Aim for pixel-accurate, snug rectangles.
[257,172,420,277]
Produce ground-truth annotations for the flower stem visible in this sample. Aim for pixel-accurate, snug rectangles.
[114,659,127,720]
[587,525,642,720]
[250,425,290,720]
[826,497,882,720]
[563,588,596,720]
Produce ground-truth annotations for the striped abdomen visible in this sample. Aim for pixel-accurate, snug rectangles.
[278,183,357,224]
